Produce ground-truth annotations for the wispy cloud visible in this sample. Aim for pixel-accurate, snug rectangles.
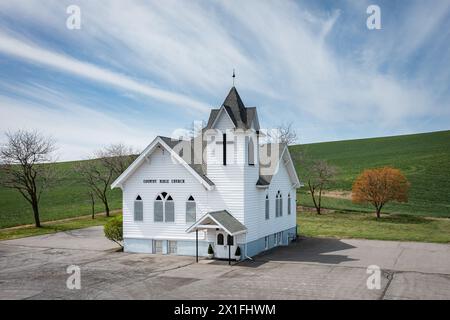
[0,0,449,160]
[0,88,155,161]
[0,32,209,112]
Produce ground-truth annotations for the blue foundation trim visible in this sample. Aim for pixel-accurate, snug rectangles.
[243,226,297,258]
[124,238,210,256]
[124,226,297,259]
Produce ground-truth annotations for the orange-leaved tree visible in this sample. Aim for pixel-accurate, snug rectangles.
[352,167,410,219]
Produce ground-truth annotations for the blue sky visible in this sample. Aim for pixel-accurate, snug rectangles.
[0,0,449,160]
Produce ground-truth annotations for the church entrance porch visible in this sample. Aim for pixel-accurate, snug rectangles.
[186,210,247,264]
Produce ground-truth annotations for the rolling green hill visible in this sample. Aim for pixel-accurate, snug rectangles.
[1,130,449,229]
[0,160,123,228]
[290,130,450,218]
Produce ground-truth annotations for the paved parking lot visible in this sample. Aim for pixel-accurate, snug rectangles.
[1,226,449,299]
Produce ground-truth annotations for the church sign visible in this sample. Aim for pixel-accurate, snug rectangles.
[143,179,185,184]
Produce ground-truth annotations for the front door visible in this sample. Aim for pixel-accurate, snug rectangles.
[215,232,236,259]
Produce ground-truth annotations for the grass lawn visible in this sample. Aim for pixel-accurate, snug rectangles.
[0,159,122,228]
[290,130,450,218]
[1,130,449,229]
[297,208,450,243]
[0,211,121,241]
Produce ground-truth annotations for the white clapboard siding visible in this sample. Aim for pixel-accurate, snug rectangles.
[213,108,235,131]
[121,101,299,248]
[245,153,297,242]
[205,131,247,223]
[122,147,209,240]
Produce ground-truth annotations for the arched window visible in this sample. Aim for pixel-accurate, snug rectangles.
[275,193,279,217]
[288,194,291,215]
[186,195,196,223]
[217,233,224,245]
[276,191,282,217]
[154,192,174,222]
[265,194,269,220]
[165,195,174,222]
[134,195,143,221]
[248,136,255,166]
[280,192,283,216]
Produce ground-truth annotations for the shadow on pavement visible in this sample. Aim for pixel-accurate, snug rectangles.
[240,237,358,267]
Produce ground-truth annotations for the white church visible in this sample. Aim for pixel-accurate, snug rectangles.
[111,87,301,261]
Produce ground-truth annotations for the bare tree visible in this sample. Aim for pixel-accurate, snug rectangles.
[97,143,137,177]
[0,130,57,227]
[88,190,96,219]
[304,159,337,215]
[185,120,205,139]
[76,144,136,217]
[267,122,298,145]
[76,159,114,217]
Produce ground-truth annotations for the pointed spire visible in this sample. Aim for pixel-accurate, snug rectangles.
[222,87,245,110]
[222,86,247,125]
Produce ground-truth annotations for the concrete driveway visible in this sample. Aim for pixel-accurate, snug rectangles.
[1,226,117,251]
[0,227,449,300]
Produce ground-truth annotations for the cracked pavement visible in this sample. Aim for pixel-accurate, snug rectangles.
[1,227,449,299]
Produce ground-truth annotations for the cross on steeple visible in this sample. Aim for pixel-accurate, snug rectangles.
[232,69,235,86]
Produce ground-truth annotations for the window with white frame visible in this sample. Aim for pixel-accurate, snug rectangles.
[276,191,283,217]
[168,240,177,254]
[247,136,255,166]
[154,192,174,222]
[154,240,163,253]
[264,236,269,250]
[280,192,283,216]
[134,195,143,221]
[265,195,269,220]
[288,193,291,215]
[273,233,277,246]
[275,193,279,217]
[278,232,282,245]
[186,195,196,223]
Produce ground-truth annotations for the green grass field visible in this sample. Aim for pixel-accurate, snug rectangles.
[0,130,449,231]
[0,160,122,228]
[297,208,450,243]
[290,130,450,218]
[0,211,121,241]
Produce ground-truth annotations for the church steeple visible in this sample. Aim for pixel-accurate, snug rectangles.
[222,86,247,126]
[206,86,258,131]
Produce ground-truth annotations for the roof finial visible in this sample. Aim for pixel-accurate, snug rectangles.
[232,68,235,87]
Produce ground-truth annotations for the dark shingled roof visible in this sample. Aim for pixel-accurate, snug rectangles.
[256,176,271,186]
[158,136,214,186]
[158,87,268,188]
[257,143,287,186]
[206,109,220,128]
[159,137,288,188]
[208,210,247,234]
[223,86,247,127]
[206,87,257,130]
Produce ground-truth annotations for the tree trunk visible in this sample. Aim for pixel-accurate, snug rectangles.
[317,186,323,215]
[90,195,95,219]
[375,202,385,219]
[32,201,41,228]
[375,207,381,219]
[308,181,321,215]
[104,200,110,217]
